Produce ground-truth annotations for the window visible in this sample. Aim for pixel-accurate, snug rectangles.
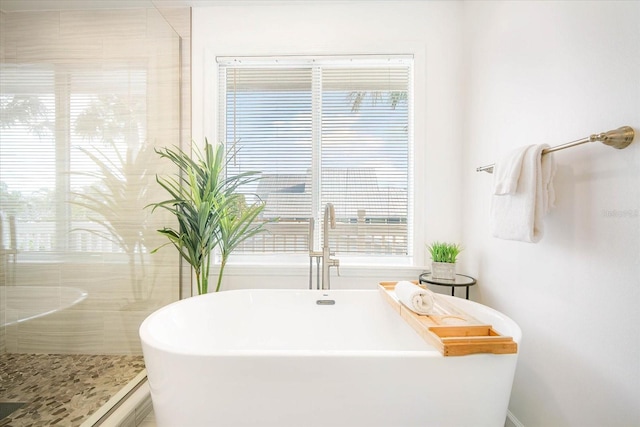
[217,56,413,261]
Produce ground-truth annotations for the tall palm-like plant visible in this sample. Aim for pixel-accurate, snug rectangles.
[215,193,268,292]
[149,140,268,295]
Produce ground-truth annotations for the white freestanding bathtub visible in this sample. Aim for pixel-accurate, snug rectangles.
[140,289,521,427]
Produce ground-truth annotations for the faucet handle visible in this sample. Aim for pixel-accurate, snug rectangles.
[330,258,340,276]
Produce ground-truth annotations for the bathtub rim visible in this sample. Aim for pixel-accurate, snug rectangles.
[139,288,521,358]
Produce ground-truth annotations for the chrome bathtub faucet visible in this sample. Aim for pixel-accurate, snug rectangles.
[321,203,340,290]
[308,203,340,290]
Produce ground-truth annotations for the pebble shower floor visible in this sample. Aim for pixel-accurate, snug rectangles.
[0,353,144,426]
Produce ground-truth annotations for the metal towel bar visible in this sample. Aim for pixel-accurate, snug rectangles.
[476,126,635,173]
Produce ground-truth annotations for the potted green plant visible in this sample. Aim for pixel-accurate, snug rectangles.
[148,140,268,294]
[427,241,462,280]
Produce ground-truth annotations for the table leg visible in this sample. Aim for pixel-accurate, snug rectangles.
[465,286,469,300]
[451,287,455,297]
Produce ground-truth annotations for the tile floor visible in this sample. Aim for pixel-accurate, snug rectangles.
[0,353,145,426]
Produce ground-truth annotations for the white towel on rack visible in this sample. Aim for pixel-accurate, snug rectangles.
[394,281,435,315]
[493,145,533,195]
[490,144,556,243]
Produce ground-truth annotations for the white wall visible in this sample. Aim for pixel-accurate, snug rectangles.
[192,1,639,425]
[191,0,465,290]
[461,1,640,426]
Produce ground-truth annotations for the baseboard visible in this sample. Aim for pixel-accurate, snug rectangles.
[505,410,525,427]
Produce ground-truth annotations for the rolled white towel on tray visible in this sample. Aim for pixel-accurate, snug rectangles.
[394,280,435,315]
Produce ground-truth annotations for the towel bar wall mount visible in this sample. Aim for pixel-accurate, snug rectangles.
[476,126,635,173]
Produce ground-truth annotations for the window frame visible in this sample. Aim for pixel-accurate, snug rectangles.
[214,55,417,267]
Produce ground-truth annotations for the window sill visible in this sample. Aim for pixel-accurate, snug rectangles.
[218,262,428,278]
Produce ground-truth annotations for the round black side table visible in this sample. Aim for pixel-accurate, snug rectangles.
[418,272,477,299]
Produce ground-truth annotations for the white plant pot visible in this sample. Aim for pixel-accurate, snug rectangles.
[431,262,456,280]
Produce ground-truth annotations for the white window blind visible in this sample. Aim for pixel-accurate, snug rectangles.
[218,56,413,258]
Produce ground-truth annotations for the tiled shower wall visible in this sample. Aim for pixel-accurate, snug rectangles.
[0,6,185,355]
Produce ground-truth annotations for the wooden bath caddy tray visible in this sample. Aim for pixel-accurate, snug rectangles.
[378,282,517,356]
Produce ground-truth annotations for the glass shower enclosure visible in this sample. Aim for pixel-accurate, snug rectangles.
[0,2,185,423]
